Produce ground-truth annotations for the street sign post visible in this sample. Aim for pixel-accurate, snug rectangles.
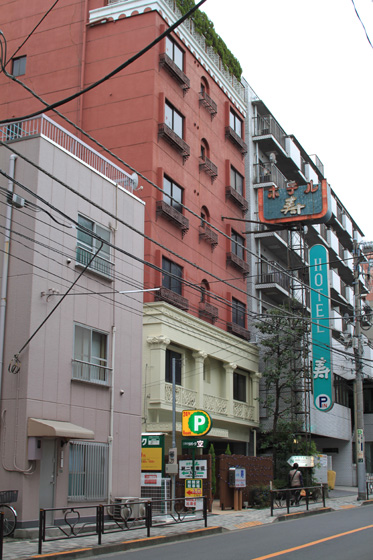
[185,479,203,498]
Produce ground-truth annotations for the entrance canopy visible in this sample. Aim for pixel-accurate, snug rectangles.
[28,418,94,439]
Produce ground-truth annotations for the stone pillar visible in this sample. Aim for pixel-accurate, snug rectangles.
[146,335,170,403]
[224,362,237,416]
[192,350,207,408]
[252,372,262,423]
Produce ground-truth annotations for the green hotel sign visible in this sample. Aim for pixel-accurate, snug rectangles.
[309,245,333,411]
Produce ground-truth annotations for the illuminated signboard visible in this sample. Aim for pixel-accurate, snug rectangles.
[258,179,331,225]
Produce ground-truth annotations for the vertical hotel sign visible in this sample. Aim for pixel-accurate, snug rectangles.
[309,245,333,411]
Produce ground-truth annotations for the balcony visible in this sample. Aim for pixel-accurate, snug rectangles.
[199,90,217,119]
[199,156,218,183]
[159,53,190,94]
[158,123,190,162]
[225,126,248,156]
[227,322,251,341]
[72,359,111,386]
[256,270,291,303]
[225,185,248,213]
[199,301,218,323]
[156,200,189,236]
[253,162,287,190]
[155,286,189,311]
[199,224,218,249]
[76,244,113,279]
[165,383,197,408]
[226,252,250,276]
[252,112,286,152]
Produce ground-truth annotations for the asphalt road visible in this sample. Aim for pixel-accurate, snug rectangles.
[87,506,373,560]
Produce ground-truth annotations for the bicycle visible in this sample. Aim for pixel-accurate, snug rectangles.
[0,490,18,537]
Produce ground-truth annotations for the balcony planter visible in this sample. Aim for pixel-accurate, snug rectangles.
[155,286,189,311]
[158,123,190,163]
[225,185,248,213]
[225,126,247,156]
[156,200,189,236]
[159,53,190,95]
[227,322,251,341]
[199,225,218,249]
[226,252,250,276]
[199,301,218,323]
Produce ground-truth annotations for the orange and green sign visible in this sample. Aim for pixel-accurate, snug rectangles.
[182,410,212,437]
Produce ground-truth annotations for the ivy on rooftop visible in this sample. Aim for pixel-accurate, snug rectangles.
[176,0,242,81]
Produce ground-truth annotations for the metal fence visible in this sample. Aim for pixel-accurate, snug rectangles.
[270,486,325,516]
[37,497,208,555]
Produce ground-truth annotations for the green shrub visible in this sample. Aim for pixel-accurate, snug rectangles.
[250,485,271,509]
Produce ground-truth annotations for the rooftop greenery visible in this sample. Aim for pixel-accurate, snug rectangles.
[176,0,242,81]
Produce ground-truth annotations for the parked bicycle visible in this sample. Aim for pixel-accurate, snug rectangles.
[0,490,18,537]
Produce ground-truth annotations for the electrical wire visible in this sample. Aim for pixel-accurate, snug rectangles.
[351,0,373,49]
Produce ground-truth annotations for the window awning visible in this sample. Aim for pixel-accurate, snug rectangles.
[28,418,94,440]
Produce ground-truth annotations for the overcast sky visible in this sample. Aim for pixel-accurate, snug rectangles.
[202,0,373,242]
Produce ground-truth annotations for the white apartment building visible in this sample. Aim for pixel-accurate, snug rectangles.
[0,115,145,529]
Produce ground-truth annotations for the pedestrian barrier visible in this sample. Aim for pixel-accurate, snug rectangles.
[270,485,325,516]
[37,497,207,555]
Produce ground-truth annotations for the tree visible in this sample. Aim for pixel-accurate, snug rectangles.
[255,303,310,477]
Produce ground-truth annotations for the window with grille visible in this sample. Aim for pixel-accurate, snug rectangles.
[232,298,246,328]
[163,176,183,212]
[165,101,184,138]
[68,441,108,501]
[162,257,183,295]
[165,349,182,385]
[229,109,243,138]
[231,230,245,260]
[165,36,184,71]
[73,324,110,385]
[230,166,244,195]
[76,215,112,278]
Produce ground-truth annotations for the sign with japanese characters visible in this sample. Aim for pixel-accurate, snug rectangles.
[179,459,207,479]
[141,433,165,473]
[185,479,203,498]
[258,179,331,225]
[182,410,212,437]
[309,245,333,411]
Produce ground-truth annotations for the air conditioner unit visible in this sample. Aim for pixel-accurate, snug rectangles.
[112,497,146,520]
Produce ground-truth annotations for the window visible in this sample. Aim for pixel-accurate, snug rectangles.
[229,109,243,138]
[165,101,183,138]
[232,298,246,328]
[165,36,184,71]
[165,349,182,385]
[12,56,26,76]
[73,324,109,385]
[200,279,210,302]
[76,215,112,278]
[230,166,244,196]
[231,230,245,260]
[233,372,246,402]
[162,257,183,295]
[68,441,108,501]
[163,176,183,212]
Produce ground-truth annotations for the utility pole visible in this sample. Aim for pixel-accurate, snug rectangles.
[353,238,367,500]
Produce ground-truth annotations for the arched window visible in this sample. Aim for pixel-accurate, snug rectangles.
[200,279,210,303]
[200,138,209,161]
[200,205,210,227]
[200,77,209,95]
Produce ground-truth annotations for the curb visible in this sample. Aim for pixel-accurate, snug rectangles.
[23,526,225,560]
[275,507,333,522]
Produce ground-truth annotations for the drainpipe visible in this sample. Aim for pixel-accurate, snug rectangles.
[0,154,17,403]
[108,325,116,503]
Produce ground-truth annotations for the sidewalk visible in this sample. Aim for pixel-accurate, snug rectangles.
[1,487,368,560]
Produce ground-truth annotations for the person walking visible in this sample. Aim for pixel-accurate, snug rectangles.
[288,463,303,505]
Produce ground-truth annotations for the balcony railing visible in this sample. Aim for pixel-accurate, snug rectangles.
[253,114,286,151]
[199,156,218,182]
[257,270,291,292]
[159,52,190,94]
[253,162,287,190]
[156,200,189,236]
[225,126,248,156]
[226,252,250,276]
[225,185,248,213]
[155,286,189,311]
[233,401,255,421]
[165,383,197,407]
[0,115,137,191]
[199,301,218,323]
[227,322,251,341]
[199,224,218,249]
[72,359,111,386]
[76,244,113,279]
[203,394,228,415]
[199,90,217,119]
[158,123,190,162]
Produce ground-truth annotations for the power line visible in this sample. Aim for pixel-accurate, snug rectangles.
[351,0,373,49]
